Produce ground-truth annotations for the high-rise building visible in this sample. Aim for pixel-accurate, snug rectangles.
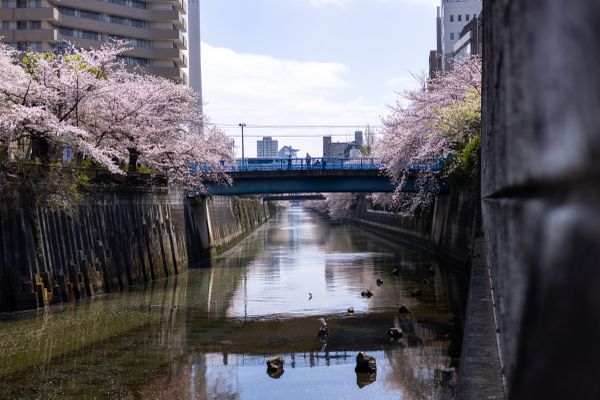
[0,0,188,83]
[452,16,482,62]
[432,0,481,72]
[257,137,278,158]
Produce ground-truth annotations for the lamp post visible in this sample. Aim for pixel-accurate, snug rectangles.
[238,122,246,164]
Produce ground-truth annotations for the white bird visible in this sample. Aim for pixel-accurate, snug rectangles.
[319,318,327,328]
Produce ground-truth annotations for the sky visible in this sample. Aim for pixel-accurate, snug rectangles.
[200,0,438,157]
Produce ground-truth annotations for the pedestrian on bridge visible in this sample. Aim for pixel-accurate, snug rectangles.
[288,155,292,170]
[305,153,312,169]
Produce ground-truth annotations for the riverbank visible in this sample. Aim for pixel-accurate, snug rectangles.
[316,190,506,399]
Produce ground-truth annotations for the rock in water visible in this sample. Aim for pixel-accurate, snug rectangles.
[266,356,284,373]
[398,304,411,314]
[392,268,399,276]
[361,289,373,298]
[356,371,377,388]
[387,327,403,338]
[266,356,285,378]
[355,352,377,373]
[376,278,383,286]
[348,307,355,313]
[411,289,422,297]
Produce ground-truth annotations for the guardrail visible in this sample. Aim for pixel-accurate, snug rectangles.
[222,157,382,172]
[219,157,446,173]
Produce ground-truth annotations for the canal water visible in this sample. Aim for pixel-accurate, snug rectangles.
[0,206,467,399]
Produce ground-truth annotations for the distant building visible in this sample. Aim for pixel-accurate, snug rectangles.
[452,16,482,62]
[429,7,443,79]
[257,137,278,157]
[278,145,299,158]
[429,0,482,74]
[323,131,363,158]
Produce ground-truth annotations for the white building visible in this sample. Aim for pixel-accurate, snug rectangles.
[440,0,482,69]
[188,0,202,109]
[257,137,279,157]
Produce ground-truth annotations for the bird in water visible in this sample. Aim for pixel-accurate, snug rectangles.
[318,317,328,337]
[308,292,313,300]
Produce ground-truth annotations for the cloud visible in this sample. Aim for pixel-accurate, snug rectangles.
[201,43,383,156]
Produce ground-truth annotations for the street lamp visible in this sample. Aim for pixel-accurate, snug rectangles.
[238,122,246,163]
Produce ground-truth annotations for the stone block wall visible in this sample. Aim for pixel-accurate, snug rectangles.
[482,1,600,398]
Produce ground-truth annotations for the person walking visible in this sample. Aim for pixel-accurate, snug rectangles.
[305,153,311,170]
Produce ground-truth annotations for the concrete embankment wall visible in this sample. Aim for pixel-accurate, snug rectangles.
[347,186,480,269]
[481,1,600,398]
[0,189,271,312]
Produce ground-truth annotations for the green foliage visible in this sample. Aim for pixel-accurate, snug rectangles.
[136,165,157,174]
[434,89,481,179]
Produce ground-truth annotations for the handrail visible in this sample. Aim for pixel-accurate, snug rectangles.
[222,157,382,172]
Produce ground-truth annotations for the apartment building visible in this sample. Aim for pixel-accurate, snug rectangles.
[257,137,278,158]
[430,0,481,72]
[0,0,188,83]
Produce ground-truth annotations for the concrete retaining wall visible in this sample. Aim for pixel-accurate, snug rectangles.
[482,1,600,398]
[348,186,479,268]
[0,189,271,312]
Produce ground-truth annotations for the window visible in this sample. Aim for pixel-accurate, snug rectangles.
[16,0,26,7]
[81,30,100,40]
[17,20,27,29]
[59,6,75,16]
[458,14,462,22]
[59,27,100,41]
[450,32,455,40]
[79,10,101,20]
[108,0,147,9]
[2,0,16,8]
[466,14,470,21]
[59,27,74,37]
[117,55,149,66]
[59,6,101,20]
[450,15,454,22]
[109,15,147,28]
[2,21,12,29]
[29,20,41,29]
[473,13,477,19]
[109,34,149,48]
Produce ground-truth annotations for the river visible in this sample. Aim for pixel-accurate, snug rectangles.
[0,206,467,399]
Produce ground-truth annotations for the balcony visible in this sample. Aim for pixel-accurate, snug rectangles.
[0,7,58,21]
[146,65,184,82]
[56,14,184,45]
[0,28,58,42]
[49,0,186,21]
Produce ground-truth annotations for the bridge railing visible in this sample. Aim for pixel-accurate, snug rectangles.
[222,157,383,172]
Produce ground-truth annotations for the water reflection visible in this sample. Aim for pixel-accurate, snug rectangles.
[0,206,466,399]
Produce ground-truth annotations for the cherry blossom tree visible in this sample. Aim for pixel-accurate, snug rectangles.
[375,56,482,212]
[0,41,233,204]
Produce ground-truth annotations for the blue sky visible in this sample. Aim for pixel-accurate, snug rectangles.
[200,0,438,157]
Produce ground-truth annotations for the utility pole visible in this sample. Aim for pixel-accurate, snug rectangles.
[238,123,246,163]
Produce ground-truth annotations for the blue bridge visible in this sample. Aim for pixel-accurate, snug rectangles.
[205,157,444,196]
